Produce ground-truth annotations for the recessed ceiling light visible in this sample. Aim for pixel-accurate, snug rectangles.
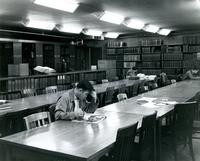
[157,29,171,36]
[25,19,55,30]
[59,25,82,34]
[104,32,120,38]
[100,11,124,25]
[124,19,145,30]
[143,24,159,33]
[84,29,102,36]
[34,0,79,13]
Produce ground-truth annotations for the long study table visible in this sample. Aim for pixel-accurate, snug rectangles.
[0,80,200,161]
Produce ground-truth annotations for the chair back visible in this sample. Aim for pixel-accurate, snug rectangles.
[117,93,128,102]
[48,103,56,122]
[139,112,157,161]
[23,112,51,130]
[112,122,138,161]
[130,83,139,97]
[21,89,37,97]
[173,102,197,137]
[118,84,126,94]
[45,86,58,94]
[192,92,200,121]
[138,82,149,94]
[105,86,115,105]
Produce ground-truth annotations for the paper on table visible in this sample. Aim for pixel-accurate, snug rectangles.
[137,97,157,102]
[142,102,162,108]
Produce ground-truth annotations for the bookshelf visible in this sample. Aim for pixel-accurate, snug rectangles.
[0,70,106,99]
[162,45,183,76]
[139,39,162,75]
[106,46,141,78]
[182,36,200,73]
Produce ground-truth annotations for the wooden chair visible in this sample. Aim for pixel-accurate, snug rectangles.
[99,122,138,161]
[23,112,51,130]
[45,86,58,94]
[21,88,37,97]
[118,84,126,94]
[117,93,128,102]
[105,86,115,105]
[162,102,197,161]
[48,104,56,122]
[190,92,200,139]
[129,83,139,97]
[138,82,149,94]
[132,112,157,161]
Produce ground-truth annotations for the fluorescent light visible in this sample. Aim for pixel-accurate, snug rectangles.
[143,24,159,33]
[125,19,145,30]
[34,0,79,13]
[25,19,55,30]
[59,25,82,34]
[197,0,200,6]
[100,11,124,24]
[104,32,119,38]
[84,29,102,36]
[157,29,171,36]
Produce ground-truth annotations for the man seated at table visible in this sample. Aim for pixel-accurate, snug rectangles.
[126,66,138,79]
[55,80,99,120]
[182,68,200,80]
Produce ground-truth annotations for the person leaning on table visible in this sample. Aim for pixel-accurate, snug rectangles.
[182,68,200,80]
[55,80,99,120]
[126,66,138,79]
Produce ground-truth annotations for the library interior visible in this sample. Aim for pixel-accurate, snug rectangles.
[1,0,200,161]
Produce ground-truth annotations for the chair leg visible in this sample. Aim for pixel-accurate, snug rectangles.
[188,138,195,161]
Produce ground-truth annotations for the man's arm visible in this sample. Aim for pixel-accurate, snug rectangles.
[188,71,200,80]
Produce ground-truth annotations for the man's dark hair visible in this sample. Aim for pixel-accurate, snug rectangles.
[76,80,94,92]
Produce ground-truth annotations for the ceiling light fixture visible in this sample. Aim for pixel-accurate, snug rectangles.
[84,29,102,36]
[104,32,120,38]
[100,11,124,25]
[124,19,145,30]
[157,28,171,36]
[143,24,159,33]
[59,25,82,34]
[34,0,79,13]
[24,19,55,30]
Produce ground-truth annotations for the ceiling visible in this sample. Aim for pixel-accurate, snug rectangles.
[0,0,200,37]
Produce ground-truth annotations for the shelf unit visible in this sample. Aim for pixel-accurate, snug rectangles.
[106,46,141,78]
[182,36,200,73]
[162,44,183,76]
[138,39,162,75]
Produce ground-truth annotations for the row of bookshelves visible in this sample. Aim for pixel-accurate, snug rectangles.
[163,54,183,60]
[142,54,161,61]
[183,36,200,44]
[0,70,106,94]
[183,45,200,52]
[140,39,163,46]
[141,46,162,53]
[167,46,182,52]
[162,61,182,68]
[123,55,141,61]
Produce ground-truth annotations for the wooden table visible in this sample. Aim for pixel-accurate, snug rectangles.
[0,110,143,161]
[0,79,143,117]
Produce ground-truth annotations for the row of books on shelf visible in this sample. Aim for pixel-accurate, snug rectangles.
[141,47,161,53]
[183,60,200,68]
[183,36,200,44]
[183,45,200,52]
[140,39,163,46]
[106,41,125,48]
[163,54,183,60]
[142,54,161,61]
[124,55,140,61]
[162,61,182,68]
[166,46,182,52]
[124,47,140,54]
[140,62,161,68]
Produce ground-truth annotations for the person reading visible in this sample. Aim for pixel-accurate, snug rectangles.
[55,80,99,120]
